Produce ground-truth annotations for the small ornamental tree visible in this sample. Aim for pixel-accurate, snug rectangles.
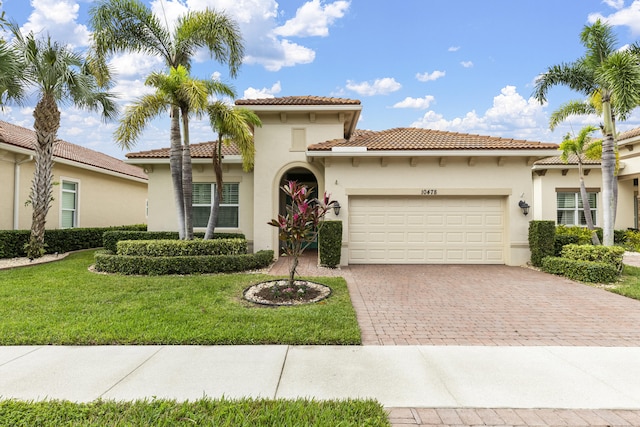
[268,181,335,286]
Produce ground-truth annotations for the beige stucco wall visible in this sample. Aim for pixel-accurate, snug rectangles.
[145,162,254,242]
[532,167,636,229]
[323,156,534,266]
[251,112,345,254]
[1,155,147,230]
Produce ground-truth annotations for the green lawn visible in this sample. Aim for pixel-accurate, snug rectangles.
[0,251,361,345]
[0,398,390,427]
[612,264,640,300]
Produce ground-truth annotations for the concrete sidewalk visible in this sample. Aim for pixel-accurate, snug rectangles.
[1,345,640,410]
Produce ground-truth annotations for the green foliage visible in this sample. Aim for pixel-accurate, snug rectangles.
[319,220,342,268]
[561,243,625,272]
[102,231,244,252]
[116,238,247,257]
[613,265,640,300]
[555,224,595,245]
[94,250,273,275]
[541,256,619,283]
[528,220,556,267]
[0,398,390,426]
[0,251,360,345]
[554,234,580,256]
[0,225,146,258]
[623,229,640,251]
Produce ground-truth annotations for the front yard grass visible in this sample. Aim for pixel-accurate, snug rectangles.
[0,251,361,345]
[0,398,390,426]
[611,264,640,300]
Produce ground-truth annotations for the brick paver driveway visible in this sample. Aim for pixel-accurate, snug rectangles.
[343,264,640,346]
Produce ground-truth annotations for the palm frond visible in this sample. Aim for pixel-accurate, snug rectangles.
[533,62,596,104]
[549,100,597,130]
[114,93,168,149]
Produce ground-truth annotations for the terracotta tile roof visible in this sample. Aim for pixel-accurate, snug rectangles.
[0,120,147,180]
[534,154,601,166]
[235,96,361,106]
[618,127,640,141]
[307,128,559,151]
[127,141,239,159]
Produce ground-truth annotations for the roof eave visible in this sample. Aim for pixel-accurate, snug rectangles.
[126,155,243,165]
[306,148,561,158]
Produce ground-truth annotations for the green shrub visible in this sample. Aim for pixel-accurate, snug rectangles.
[555,224,598,245]
[94,250,274,275]
[116,238,247,257]
[528,220,555,267]
[0,225,146,259]
[319,220,342,268]
[554,234,580,256]
[541,256,619,283]
[102,231,245,253]
[561,244,625,273]
[623,229,640,251]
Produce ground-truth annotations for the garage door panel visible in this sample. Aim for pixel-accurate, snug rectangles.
[349,196,505,264]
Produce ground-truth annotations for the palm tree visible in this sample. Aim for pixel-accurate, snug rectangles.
[90,0,244,239]
[115,66,234,238]
[534,19,640,245]
[4,24,117,258]
[204,101,261,239]
[559,126,602,245]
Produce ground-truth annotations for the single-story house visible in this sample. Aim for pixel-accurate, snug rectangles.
[126,96,640,266]
[0,120,148,230]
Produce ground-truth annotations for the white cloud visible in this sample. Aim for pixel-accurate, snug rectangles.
[448,46,460,52]
[411,86,550,140]
[346,78,402,96]
[273,0,350,37]
[416,70,445,82]
[111,79,156,104]
[393,96,435,109]
[243,81,282,99]
[244,38,316,71]
[109,53,165,79]
[603,0,625,9]
[588,0,640,34]
[20,0,90,48]
[461,61,474,68]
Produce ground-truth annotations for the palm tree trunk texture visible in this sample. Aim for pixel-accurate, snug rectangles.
[27,94,60,259]
[181,110,193,240]
[169,106,185,239]
[204,140,224,239]
[601,100,616,246]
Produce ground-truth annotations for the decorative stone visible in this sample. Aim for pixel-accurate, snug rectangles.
[243,279,332,306]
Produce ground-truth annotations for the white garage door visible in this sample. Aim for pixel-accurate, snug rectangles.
[348,196,505,264]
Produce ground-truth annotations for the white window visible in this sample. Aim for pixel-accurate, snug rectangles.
[192,182,239,228]
[557,191,597,226]
[61,180,78,228]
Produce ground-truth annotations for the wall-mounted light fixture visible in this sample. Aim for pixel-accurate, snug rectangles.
[332,201,341,216]
[518,200,530,216]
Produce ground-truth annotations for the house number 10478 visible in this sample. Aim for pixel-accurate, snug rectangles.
[421,189,437,195]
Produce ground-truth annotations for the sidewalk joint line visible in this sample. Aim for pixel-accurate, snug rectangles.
[273,345,290,399]
[0,346,43,368]
[99,346,165,399]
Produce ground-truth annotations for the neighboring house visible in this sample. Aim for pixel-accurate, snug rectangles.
[0,120,148,230]
[126,96,640,266]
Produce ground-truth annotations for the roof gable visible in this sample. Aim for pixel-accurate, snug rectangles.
[0,121,147,180]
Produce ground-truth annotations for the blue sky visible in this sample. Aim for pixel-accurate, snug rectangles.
[2,0,640,159]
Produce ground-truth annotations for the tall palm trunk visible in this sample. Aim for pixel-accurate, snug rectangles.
[26,93,60,259]
[181,109,193,240]
[169,106,185,239]
[578,171,600,245]
[601,97,616,246]
[204,137,224,239]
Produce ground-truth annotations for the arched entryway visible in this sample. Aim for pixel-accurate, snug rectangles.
[277,167,320,251]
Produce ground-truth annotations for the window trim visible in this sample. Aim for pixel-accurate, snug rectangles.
[60,177,80,229]
[556,190,598,226]
[192,182,240,229]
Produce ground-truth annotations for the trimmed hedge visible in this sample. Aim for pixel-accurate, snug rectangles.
[102,231,245,253]
[0,225,146,259]
[116,239,247,257]
[561,244,625,273]
[528,221,555,267]
[541,256,619,283]
[94,250,274,275]
[554,234,580,256]
[319,220,342,268]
